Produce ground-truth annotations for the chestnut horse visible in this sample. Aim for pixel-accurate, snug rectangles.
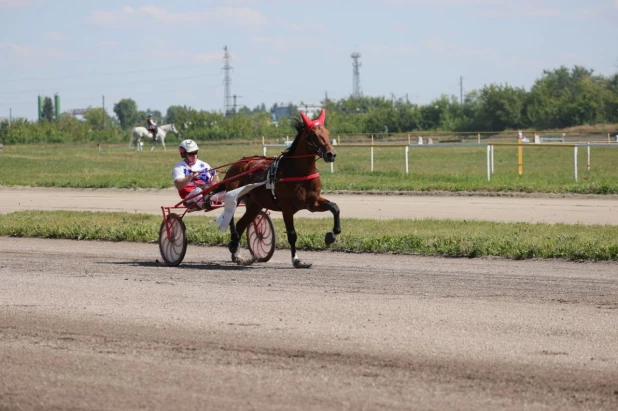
[224,109,339,268]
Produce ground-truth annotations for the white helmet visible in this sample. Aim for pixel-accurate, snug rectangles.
[179,139,199,156]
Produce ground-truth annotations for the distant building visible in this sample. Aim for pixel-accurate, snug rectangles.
[273,106,291,121]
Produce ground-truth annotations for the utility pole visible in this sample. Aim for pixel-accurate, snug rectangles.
[223,46,233,116]
[9,108,12,127]
[460,76,463,106]
[102,95,105,129]
[232,94,243,114]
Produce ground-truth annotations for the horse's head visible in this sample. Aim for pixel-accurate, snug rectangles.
[299,109,336,162]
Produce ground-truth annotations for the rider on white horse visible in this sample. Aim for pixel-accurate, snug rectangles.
[146,113,158,141]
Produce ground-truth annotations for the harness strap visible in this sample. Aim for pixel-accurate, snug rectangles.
[265,157,320,209]
[278,172,320,182]
[266,156,283,209]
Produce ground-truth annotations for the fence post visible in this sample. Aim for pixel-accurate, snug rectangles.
[371,135,374,172]
[518,137,523,175]
[587,143,591,171]
[477,133,480,144]
[405,146,409,174]
[486,144,491,181]
[574,146,578,182]
[491,144,494,174]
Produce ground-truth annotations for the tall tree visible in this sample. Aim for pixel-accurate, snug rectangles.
[113,98,139,129]
[476,84,527,131]
[165,105,191,125]
[83,108,114,130]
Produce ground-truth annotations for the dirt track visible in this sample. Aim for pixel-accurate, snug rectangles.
[1,188,618,410]
[2,186,618,224]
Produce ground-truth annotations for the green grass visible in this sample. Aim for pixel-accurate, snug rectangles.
[1,143,618,262]
[2,143,618,193]
[1,211,617,262]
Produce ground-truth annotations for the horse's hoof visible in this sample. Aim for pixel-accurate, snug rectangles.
[293,259,312,269]
[236,256,255,266]
[229,243,239,254]
[325,232,336,245]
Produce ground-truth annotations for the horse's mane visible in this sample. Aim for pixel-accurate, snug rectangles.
[281,116,305,156]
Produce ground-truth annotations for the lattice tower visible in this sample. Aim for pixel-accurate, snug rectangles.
[351,52,362,99]
[223,46,233,114]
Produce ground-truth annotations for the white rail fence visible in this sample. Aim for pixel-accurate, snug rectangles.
[263,141,618,182]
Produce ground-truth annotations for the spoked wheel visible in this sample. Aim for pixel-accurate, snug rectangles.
[247,210,276,263]
[158,213,187,266]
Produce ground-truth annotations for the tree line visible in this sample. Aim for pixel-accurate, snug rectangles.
[1,65,616,145]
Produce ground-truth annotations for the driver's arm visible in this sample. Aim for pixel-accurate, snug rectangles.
[174,171,198,191]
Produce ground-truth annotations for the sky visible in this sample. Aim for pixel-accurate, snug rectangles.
[1,0,617,121]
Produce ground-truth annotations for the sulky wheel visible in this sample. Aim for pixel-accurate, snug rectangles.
[247,210,276,263]
[158,213,187,266]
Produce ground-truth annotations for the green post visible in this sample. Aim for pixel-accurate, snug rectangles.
[54,93,61,121]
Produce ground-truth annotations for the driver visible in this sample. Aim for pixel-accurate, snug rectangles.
[172,139,223,209]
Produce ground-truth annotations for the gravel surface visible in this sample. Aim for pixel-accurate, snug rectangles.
[1,188,617,410]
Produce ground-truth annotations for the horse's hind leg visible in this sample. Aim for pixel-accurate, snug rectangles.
[228,218,240,261]
[230,204,262,265]
[282,213,311,269]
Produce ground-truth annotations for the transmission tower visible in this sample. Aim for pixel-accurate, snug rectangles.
[223,45,233,115]
[351,52,362,99]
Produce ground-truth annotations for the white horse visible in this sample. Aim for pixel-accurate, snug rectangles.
[129,123,180,151]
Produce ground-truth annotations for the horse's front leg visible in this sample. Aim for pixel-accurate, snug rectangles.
[283,212,311,269]
[309,196,341,246]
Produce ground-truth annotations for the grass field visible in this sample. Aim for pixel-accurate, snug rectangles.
[1,210,617,261]
[1,142,617,261]
[1,142,618,193]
